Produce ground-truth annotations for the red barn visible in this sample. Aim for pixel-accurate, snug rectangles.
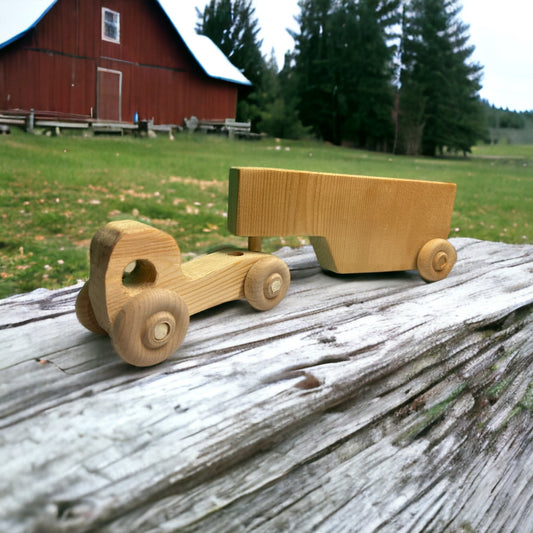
[0,0,251,125]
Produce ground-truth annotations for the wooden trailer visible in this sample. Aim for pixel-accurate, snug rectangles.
[228,167,457,281]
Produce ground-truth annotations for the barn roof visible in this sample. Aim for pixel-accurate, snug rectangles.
[157,0,251,86]
[0,0,251,86]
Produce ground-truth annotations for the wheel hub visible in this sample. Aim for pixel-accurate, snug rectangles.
[143,311,176,349]
[265,273,283,299]
[432,251,448,271]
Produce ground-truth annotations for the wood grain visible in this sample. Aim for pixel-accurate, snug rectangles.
[1,238,532,532]
[228,167,456,275]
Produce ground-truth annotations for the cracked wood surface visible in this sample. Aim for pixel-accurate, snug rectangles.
[0,238,532,533]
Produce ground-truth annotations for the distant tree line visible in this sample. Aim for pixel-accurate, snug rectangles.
[196,0,526,156]
[482,102,532,130]
[480,101,533,145]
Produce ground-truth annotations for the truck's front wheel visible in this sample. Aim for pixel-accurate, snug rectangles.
[112,289,189,367]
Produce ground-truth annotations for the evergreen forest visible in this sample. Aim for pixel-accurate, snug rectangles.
[196,0,532,156]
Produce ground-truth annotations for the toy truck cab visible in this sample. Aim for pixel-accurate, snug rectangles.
[228,167,457,282]
[76,220,290,367]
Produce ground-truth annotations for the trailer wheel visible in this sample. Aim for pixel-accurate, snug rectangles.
[112,289,189,367]
[244,256,290,311]
[417,239,457,282]
[75,282,107,335]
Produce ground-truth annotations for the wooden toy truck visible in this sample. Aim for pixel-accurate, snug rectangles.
[76,167,456,367]
[75,220,290,367]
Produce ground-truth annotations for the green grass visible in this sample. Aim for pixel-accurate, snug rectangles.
[0,129,532,298]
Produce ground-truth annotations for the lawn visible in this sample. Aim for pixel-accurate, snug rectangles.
[0,129,532,298]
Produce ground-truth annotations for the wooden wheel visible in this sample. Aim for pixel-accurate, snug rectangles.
[75,282,107,335]
[417,239,457,282]
[244,256,290,311]
[111,289,189,367]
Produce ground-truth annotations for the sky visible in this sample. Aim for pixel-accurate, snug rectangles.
[188,0,533,112]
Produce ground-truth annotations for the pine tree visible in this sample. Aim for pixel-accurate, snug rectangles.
[398,0,483,156]
[338,0,401,149]
[291,0,339,142]
[196,0,267,125]
[257,51,310,139]
[290,0,400,147]
[196,0,264,87]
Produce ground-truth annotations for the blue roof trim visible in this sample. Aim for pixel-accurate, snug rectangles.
[0,0,59,50]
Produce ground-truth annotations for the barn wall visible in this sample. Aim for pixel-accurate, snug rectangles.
[0,43,97,117]
[0,0,240,123]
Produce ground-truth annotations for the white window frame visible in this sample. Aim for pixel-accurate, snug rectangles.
[102,8,120,44]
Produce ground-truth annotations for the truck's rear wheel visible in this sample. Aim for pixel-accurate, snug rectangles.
[417,239,457,282]
[112,289,189,367]
[244,256,290,311]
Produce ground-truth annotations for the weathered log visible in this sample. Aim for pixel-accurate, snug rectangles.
[0,237,532,533]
